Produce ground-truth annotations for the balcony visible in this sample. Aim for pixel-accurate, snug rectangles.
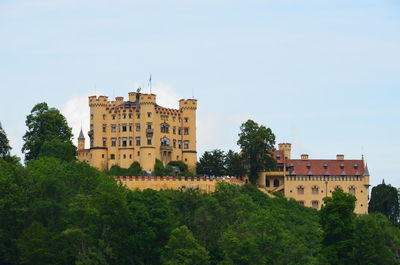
[160,145,173,151]
[146,128,154,135]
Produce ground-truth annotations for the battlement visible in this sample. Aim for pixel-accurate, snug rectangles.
[140,93,156,105]
[114,176,243,192]
[179,99,197,110]
[89,96,109,107]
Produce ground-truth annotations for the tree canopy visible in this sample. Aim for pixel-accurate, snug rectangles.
[237,119,276,184]
[22,103,74,162]
[369,181,399,225]
[0,122,11,157]
[197,149,226,177]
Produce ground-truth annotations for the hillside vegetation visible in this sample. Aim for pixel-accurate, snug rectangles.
[1,157,399,265]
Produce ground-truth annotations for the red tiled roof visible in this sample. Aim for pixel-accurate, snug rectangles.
[287,159,365,176]
[271,150,285,164]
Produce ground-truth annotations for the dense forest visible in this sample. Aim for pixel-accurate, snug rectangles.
[1,103,400,264]
[1,157,400,265]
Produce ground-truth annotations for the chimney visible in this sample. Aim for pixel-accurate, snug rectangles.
[336,154,344,160]
[301,154,309,160]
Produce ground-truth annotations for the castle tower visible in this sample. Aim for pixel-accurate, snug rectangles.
[179,99,197,173]
[78,128,85,149]
[88,96,109,170]
[278,143,292,160]
[139,93,157,172]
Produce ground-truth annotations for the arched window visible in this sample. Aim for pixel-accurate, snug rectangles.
[266,177,270,187]
[348,186,356,195]
[334,185,342,191]
[273,179,280,187]
[160,136,170,147]
[297,200,305,206]
[161,123,169,133]
[312,185,319,195]
[297,185,304,195]
[311,200,319,209]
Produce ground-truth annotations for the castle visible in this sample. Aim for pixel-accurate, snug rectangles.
[256,143,370,214]
[77,91,370,214]
[77,90,197,172]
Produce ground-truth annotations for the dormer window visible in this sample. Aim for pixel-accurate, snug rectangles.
[340,164,344,169]
[323,163,328,169]
[354,164,359,169]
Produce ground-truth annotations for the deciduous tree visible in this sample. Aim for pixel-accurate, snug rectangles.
[237,120,276,184]
[22,103,73,162]
[0,122,11,158]
[197,149,226,177]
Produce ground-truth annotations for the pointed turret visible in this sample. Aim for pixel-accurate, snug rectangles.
[78,128,85,149]
[364,163,370,176]
[78,128,85,139]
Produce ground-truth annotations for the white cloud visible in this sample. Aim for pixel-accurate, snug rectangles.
[61,94,91,148]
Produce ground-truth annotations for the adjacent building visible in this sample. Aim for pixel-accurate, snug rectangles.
[258,143,370,214]
[77,90,197,173]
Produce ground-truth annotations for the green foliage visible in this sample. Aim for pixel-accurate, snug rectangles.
[154,159,173,176]
[351,213,400,265]
[0,121,11,157]
[167,160,193,176]
[369,182,399,225]
[22,102,74,162]
[107,161,142,176]
[224,150,246,177]
[237,119,276,184]
[320,188,356,265]
[197,149,226,176]
[162,226,210,265]
[1,156,399,265]
[39,138,77,162]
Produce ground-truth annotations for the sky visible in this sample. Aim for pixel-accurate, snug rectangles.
[0,0,399,188]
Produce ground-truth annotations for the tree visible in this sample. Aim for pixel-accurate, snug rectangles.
[351,213,400,265]
[320,188,356,265]
[237,120,276,184]
[161,225,210,265]
[107,161,143,176]
[22,102,74,162]
[0,122,11,158]
[154,159,173,176]
[224,150,245,177]
[369,181,399,225]
[39,139,76,162]
[197,149,226,177]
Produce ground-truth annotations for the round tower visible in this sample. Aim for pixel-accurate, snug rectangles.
[88,96,109,170]
[78,128,85,150]
[139,93,157,172]
[179,99,197,174]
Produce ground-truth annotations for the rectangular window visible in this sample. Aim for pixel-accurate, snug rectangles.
[173,126,176,134]
[112,115,116,120]
[173,139,176,148]
[129,137,133,146]
[129,114,132,119]
[110,154,115,160]
[102,137,107,147]
[137,113,140,119]
[147,123,152,129]
[136,137,141,146]
[147,136,152,145]
[122,137,127,147]
[111,138,116,147]
[122,124,127,132]
[129,124,132,132]
[102,125,106,133]
[136,123,140,132]
[184,117,188,122]
[184,128,189,135]
[178,128,181,135]
[178,140,182,149]
[147,112,152,118]
[111,124,116,132]
[183,140,189,149]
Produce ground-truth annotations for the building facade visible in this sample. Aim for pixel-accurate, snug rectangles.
[77,91,197,172]
[257,143,370,214]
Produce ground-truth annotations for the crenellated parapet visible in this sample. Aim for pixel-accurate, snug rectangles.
[179,99,197,110]
[89,96,109,107]
[114,176,244,193]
